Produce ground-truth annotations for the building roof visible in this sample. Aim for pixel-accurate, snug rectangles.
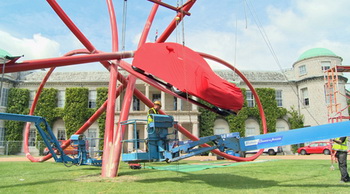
[214,70,290,83]
[23,70,291,84]
[297,48,337,61]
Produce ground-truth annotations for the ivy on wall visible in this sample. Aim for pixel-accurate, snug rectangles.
[34,88,59,139]
[5,88,29,154]
[63,88,92,137]
[5,88,30,141]
[255,88,287,133]
[96,87,108,150]
[4,87,100,154]
[199,88,300,138]
[288,106,304,129]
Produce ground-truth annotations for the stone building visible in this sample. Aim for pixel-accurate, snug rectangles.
[0,47,348,155]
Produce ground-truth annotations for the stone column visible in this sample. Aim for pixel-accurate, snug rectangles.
[178,123,183,141]
[116,90,121,112]
[161,91,165,110]
[144,84,150,110]
[192,97,198,111]
[177,98,181,111]
[192,122,199,138]
[128,124,134,152]
[143,125,148,151]
[144,125,148,139]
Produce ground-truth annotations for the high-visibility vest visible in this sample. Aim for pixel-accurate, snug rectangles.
[332,137,348,151]
[147,108,159,123]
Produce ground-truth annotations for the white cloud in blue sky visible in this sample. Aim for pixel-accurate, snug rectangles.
[1,0,350,72]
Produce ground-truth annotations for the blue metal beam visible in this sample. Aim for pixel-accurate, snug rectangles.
[0,112,44,124]
[240,121,350,151]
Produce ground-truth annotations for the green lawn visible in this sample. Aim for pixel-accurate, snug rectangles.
[0,159,348,193]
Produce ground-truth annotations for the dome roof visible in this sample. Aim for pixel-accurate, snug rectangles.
[297,48,337,61]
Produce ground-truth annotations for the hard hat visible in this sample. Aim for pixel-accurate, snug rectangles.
[154,100,162,106]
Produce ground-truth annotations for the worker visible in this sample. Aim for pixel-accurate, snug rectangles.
[147,100,162,123]
[332,137,349,183]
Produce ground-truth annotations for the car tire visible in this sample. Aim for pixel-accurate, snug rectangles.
[300,149,307,155]
[323,149,331,155]
[268,149,276,155]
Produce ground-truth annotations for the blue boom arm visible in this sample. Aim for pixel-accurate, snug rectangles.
[0,112,73,163]
[240,121,350,151]
[164,132,240,162]
[0,112,101,166]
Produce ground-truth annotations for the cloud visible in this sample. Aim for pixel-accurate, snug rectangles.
[0,30,60,61]
[183,0,350,71]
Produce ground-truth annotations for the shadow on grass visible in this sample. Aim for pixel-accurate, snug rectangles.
[135,171,278,189]
[0,179,68,189]
[134,171,350,189]
[279,183,350,188]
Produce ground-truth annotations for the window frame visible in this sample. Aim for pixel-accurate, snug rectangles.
[299,65,307,76]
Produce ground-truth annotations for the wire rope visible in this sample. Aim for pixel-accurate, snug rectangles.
[121,0,128,51]
[244,0,320,125]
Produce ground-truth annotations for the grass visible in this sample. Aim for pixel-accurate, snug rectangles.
[0,159,348,193]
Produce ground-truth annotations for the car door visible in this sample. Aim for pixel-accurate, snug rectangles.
[307,142,319,154]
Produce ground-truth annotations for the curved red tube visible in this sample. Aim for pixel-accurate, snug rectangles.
[23,49,91,162]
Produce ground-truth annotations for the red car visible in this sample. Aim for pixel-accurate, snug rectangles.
[297,142,332,155]
[132,42,244,113]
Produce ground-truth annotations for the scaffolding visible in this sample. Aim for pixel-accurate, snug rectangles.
[324,65,350,123]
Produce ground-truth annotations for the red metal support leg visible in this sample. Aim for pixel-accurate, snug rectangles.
[101,63,119,177]
[110,76,137,177]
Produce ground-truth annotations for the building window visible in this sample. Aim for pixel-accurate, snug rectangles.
[275,90,283,107]
[246,91,254,107]
[321,61,331,71]
[57,91,65,108]
[87,128,97,147]
[57,128,66,140]
[245,127,258,137]
[0,88,9,107]
[0,127,4,146]
[301,88,309,106]
[152,94,161,102]
[299,65,307,76]
[29,129,36,147]
[133,96,140,111]
[173,97,178,110]
[88,90,97,108]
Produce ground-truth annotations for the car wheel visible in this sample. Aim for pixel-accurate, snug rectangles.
[323,149,331,155]
[300,149,307,155]
[268,149,276,155]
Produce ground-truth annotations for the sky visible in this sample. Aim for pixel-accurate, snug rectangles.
[1,0,350,73]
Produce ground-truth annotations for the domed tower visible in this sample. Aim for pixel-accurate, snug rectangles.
[293,48,348,126]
